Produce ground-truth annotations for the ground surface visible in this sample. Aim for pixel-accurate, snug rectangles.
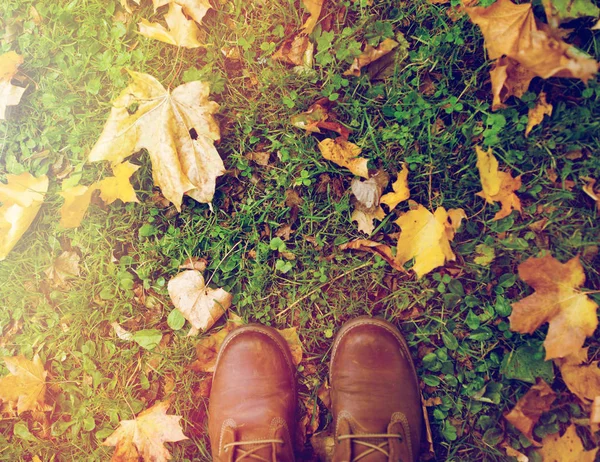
[1,0,600,460]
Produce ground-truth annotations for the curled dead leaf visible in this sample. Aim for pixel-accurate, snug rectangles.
[344,39,398,77]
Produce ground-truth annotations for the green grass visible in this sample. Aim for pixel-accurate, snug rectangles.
[1,0,600,460]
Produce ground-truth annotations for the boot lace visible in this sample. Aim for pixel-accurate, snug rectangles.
[223,438,284,462]
[338,433,403,462]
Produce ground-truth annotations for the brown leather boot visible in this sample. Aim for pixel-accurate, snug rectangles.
[330,317,423,462]
[208,324,296,462]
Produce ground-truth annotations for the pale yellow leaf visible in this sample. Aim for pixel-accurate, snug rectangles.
[98,161,140,205]
[139,3,203,48]
[525,91,553,137]
[103,400,188,462]
[301,0,324,33]
[167,270,232,334]
[88,71,223,210]
[536,424,598,462]
[278,327,303,366]
[59,184,98,229]
[351,206,385,235]
[0,354,47,414]
[0,172,48,260]
[380,163,410,210]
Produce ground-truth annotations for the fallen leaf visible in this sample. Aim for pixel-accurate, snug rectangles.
[97,161,140,205]
[543,0,600,27]
[111,322,134,341]
[277,327,303,366]
[475,146,522,221]
[591,396,600,426]
[344,39,399,77]
[536,424,598,461]
[380,164,410,211]
[0,354,47,414]
[103,400,188,462]
[465,0,599,108]
[179,257,208,271]
[318,138,369,178]
[0,51,26,119]
[525,91,553,137]
[88,71,223,211]
[503,444,529,462]
[167,270,232,336]
[301,0,324,33]
[58,184,98,229]
[394,204,465,278]
[244,151,270,166]
[504,379,557,445]
[44,251,80,287]
[154,0,212,24]
[190,314,242,373]
[351,171,388,209]
[138,3,204,48]
[272,35,310,66]
[581,176,600,211]
[290,98,350,139]
[509,255,598,360]
[555,348,600,403]
[0,172,49,260]
[351,207,385,235]
[339,239,405,271]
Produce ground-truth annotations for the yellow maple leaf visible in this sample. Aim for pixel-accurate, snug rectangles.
[504,379,556,445]
[351,206,385,235]
[394,204,465,278]
[475,146,522,221]
[525,91,553,137]
[465,0,599,109]
[555,348,600,403]
[536,424,598,462]
[59,184,98,229]
[318,138,369,178]
[88,71,223,211]
[0,51,26,120]
[380,163,410,210]
[0,172,48,260]
[139,3,204,48]
[277,327,303,366]
[167,270,233,336]
[0,354,47,414]
[509,255,598,360]
[98,161,140,205]
[103,400,188,462]
[344,39,399,77]
[190,313,244,373]
[153,0,212,24]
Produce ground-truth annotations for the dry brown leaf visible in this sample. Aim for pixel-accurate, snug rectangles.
[244,151,270,166]
[555,348,600,403]
[0,51,26,119]
[167,270,232,336]
[58,183,98,229]
[339,239,405,272]
[103,400,188,462]
[138,3,204,48]
[504,379,556,445]
[318,138,369,178]
[502,444,529,462]
[509,255,598,360]
[0,172,48,260]
[45,251,80,287]
[277,327,303,366]
[350,172,389,234]
[351,207,385,235]
[88,71,223,211]
[582,176,600,211]
[301,0,324,33]
[465,0,599,108]
[290,98,350,139]
[394,204,465,278]
[475,146,522,221]
[525,91,553,137]
[0,354,47,414]
[344,39,398,77]
[97,161,140,205]
[179,257,208,271]
[272,35,310,67]
[536,424,598,461]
